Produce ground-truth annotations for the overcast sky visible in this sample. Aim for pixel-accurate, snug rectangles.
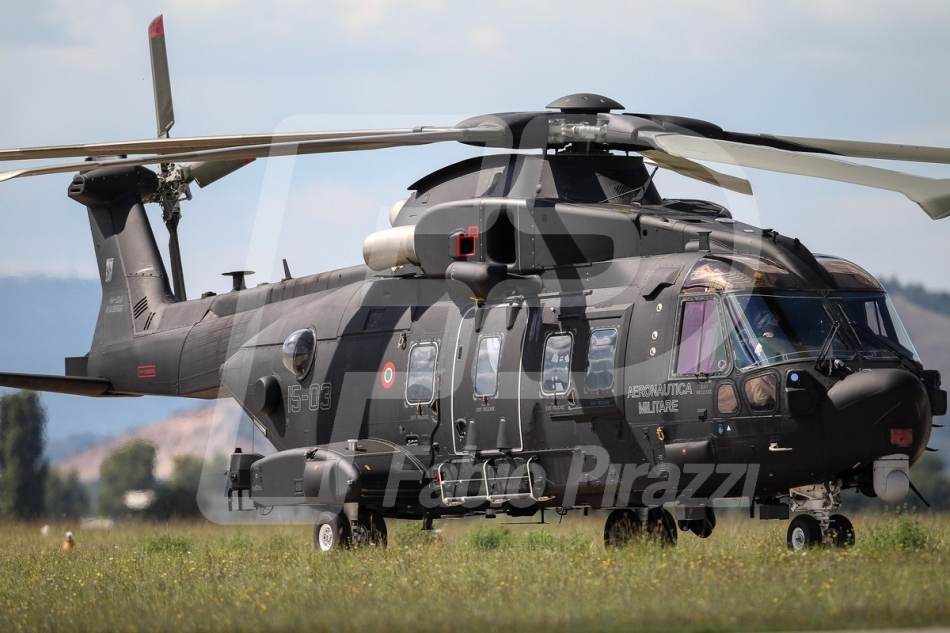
[3,2,950,438]
[2,1,950,291]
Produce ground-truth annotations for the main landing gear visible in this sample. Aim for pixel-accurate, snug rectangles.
[313,505,388,552]
[603,506,718,547]
[785,482,855,550]
[677,506,717,539]
[603,508,678,547]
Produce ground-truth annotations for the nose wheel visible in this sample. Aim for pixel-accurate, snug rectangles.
[786,512,856,550]
[828,514,855,547]
[785,481,855,550]
[786,514,822,550]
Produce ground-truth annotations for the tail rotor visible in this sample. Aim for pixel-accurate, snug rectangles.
[146,15,254,301]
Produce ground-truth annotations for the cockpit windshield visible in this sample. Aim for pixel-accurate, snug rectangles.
[682,256,920,370]
[832,293,920,362]
[724,291,919,369]
[724,293,850,369]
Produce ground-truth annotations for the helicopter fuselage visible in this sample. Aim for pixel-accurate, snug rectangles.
[46,152,941,527]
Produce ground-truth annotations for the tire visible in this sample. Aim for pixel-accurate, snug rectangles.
[647,508,678,546]
[313,511,351,552]
[354,509,388,548]
[688,507,716,539]
[604,509,641,548]
[828,514,855,547]
[786,514,822,551]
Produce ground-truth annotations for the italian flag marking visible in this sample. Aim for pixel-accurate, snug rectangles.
[381,362,396,389]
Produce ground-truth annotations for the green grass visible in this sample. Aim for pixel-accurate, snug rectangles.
[2,513,949,632]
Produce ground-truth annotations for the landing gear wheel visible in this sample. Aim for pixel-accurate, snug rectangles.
[787,514,822,551]
[828,514,855,547]
[313,511,351,552]
[647,508,678,546]
[353,509,388,548]
[604,509,641,547]
[689,507,717,539]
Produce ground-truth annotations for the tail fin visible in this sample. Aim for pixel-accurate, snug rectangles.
[68,166,174,353]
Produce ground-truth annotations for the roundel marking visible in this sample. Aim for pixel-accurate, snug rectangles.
[381,362,396,389]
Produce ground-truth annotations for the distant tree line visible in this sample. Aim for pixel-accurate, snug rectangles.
[97,439,206,520]
[881,277,950,317]
[0,391,48,519]
[0,390,209,521]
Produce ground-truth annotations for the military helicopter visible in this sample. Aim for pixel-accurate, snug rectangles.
[1,16,948,551]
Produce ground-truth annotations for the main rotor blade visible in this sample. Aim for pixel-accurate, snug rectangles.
[750,134,950,164]
[149,15,175,138]
[0,126,506,183]
[643,132,950,219]
[0,129,435,162]
[186,158,255,188]
[629,112,950,164]
[640,150,753,195]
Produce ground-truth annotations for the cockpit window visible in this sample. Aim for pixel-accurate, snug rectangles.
[832,293,920,361]
[675,299,729,375]
[815,256,882,291]
[744,373,778,412]
[682,256,800,294]
[725,293,850,369]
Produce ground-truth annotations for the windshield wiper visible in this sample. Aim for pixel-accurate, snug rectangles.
[814,320,842,375]
[848,320,922,371]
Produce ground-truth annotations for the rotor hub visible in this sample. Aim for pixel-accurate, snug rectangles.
[546,93,624,114]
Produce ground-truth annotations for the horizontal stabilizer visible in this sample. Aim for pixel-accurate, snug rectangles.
[0,372,130,397]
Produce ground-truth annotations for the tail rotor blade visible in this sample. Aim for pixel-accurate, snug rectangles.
[149,15,175,139]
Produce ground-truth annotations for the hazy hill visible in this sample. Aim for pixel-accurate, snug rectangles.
[883,278,950,317]
[890,295,950,377]
[54,401,262,483]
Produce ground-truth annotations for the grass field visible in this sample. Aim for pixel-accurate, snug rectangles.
[1,512,948,632]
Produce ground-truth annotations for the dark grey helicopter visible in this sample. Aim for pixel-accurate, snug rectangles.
[1,16,947,551]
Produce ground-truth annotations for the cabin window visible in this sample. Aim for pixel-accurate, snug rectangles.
[474,336,501,397]
[744,373,778,412]
[282,328,316,381]
[542,333,573,395]
[716,382,739,415]
[586,328,618,391]
[406,342,438,404]
[675,299,728,375]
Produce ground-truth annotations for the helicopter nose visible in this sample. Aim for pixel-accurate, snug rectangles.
[820,368,932,467]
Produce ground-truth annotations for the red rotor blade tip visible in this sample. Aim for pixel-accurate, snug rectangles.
[149,15,165,39]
